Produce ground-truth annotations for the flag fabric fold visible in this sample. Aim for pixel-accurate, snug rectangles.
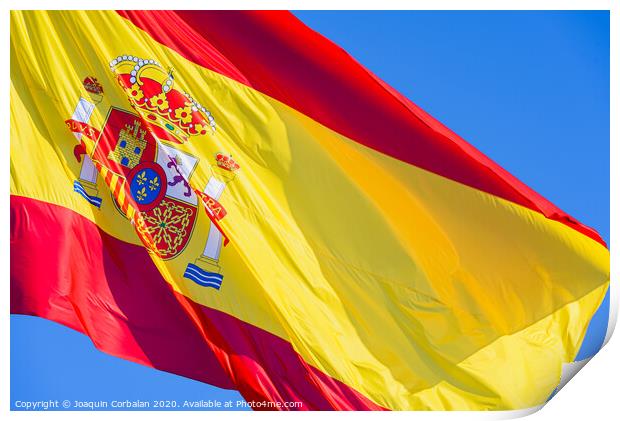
[10,10,609,410]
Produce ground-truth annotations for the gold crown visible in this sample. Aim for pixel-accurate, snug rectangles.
[83,76,104,95]
[215,153,240,172]
[109,54,216,144]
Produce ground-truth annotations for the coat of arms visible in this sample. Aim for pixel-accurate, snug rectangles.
[65,55,239,290]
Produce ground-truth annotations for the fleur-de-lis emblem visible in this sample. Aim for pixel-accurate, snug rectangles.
[137,171,147,185]
[136,187,147,201]
[149,176,160,191]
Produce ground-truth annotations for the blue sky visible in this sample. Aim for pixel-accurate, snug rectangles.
[11,11,610,410]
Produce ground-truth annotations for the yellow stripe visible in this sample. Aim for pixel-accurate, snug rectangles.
[10,10,609,410]
[116,180,127,211]
[126,205,135,220]
[108,173,118,196]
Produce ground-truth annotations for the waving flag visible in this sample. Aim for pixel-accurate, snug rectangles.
[10,10,609,410]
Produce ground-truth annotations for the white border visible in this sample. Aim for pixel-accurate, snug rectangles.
[3,1,617,420]
[605,1,618,350]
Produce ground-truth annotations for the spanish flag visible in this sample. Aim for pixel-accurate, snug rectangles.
[10,10,609,411]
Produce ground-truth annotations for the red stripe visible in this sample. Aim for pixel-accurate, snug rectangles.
[113,177,123,199]
[104,168,113,186]
[10,195,386,411]
[116,10,605,247]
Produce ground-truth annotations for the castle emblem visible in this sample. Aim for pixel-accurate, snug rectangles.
[108,120,147,168]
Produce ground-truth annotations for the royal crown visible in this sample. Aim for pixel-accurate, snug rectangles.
[83,76,104,95]
[109,55,216,144]
[215,153,240,172]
